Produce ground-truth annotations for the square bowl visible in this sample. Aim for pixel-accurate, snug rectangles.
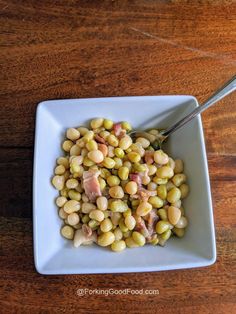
[33,96,216,274]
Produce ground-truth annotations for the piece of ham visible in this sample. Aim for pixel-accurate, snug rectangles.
[95,134,106,144]
[83,169,102,202]
[98,143,108,157]
[135,210,159,241]
[134,216,150,238]
[113,123,126,139]
[138,188,157,201]
[74,228,97,247]
[130,173,142,188]
[144,151,154,164]
[145,210,159,239]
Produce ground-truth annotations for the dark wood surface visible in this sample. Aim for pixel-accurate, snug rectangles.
[1,1,236,313]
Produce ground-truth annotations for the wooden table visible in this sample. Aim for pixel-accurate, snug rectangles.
[1,1,236,313]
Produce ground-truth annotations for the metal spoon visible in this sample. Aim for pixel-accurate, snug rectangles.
[130,75,236,148]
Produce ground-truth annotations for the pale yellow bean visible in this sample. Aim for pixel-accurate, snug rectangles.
[96,196,108,211]
[77,126,89,136]
[166,181,176,191]
[110,200,128,213]
[86,139,98,151]
[147,182,157,191]
[109,186,124,199]
[62,140,73,152]
[153,177,168,185]
[110,212,122,225]
[114,147,124,158]
[56,196,67,207]
[82,193,89,203]
[98,177,106,190]
[160,229,172,241]
[70,145,81,156]
[118,166,129,180]
[88,150,104,163]
[167,187,181,203]
[55,165,65,175]
[132,231,145,246]
[61,225,74,239]
[173,227,185,237]
[155,220,170,234]
[89,209,105,222]
[81,202,96,214]
[175,216,188,228]
[124,215,136,230]
[111,240,126,252]
[136,137,150,149]
[100,218,113,232]
[58,208,68,219]
[66,128,80,141]
[64,200,80,214]
[57,157,69,169]
[119,218,128,232]
[103,157,116,169]
[107,175,120,187]
[147,164,157,176]
[174,159,184,174]
[52,175,65,190]
[104,119,113,130]
[148,196,163,208]
[156,166,174,179]
[125,237,139,248]
[66,178,78,189]
[154,150,169,165]
[83,130,94,142]
[123,161,132,170]
[108,134,119,147]
[88,219,100,229]
[68,190,81,201]
[172,200,181,208]
[82,214,90,224]
[114,227,123,241]
[125,181,138,195]
[157,208,168,220]
[167,157,175,170]
[97,231,115,246]
[172,174,187,187]
[119,135,132,150]
[128,152,141,163]
[179,184,189,198]
[121,121,132,131]
[157,185,167,200]
[100,130,110,140]
[90,118,104,129]
[67,212,80,226]
[167,206,181,225]
[114,157,123,169]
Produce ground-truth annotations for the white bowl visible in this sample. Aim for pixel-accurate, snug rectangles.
[33,96,216,274]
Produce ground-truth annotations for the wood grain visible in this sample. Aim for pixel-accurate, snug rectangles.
[0,1,236,313]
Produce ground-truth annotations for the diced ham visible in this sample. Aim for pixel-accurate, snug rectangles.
[130,173,142,188]
[95,134,106,144]
[74,229,97,247]
[138,188,157,201]
[134,216,150,238]
[82,224,92,237]
[83,169,102,202]
[113,123,126,139]
[144,151,154,164]
[146,210,159,238]
[113,123,122,136]
[135,210,159,241]
[98,143,108,157]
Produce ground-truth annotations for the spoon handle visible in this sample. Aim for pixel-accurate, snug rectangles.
[162,75,236,137]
